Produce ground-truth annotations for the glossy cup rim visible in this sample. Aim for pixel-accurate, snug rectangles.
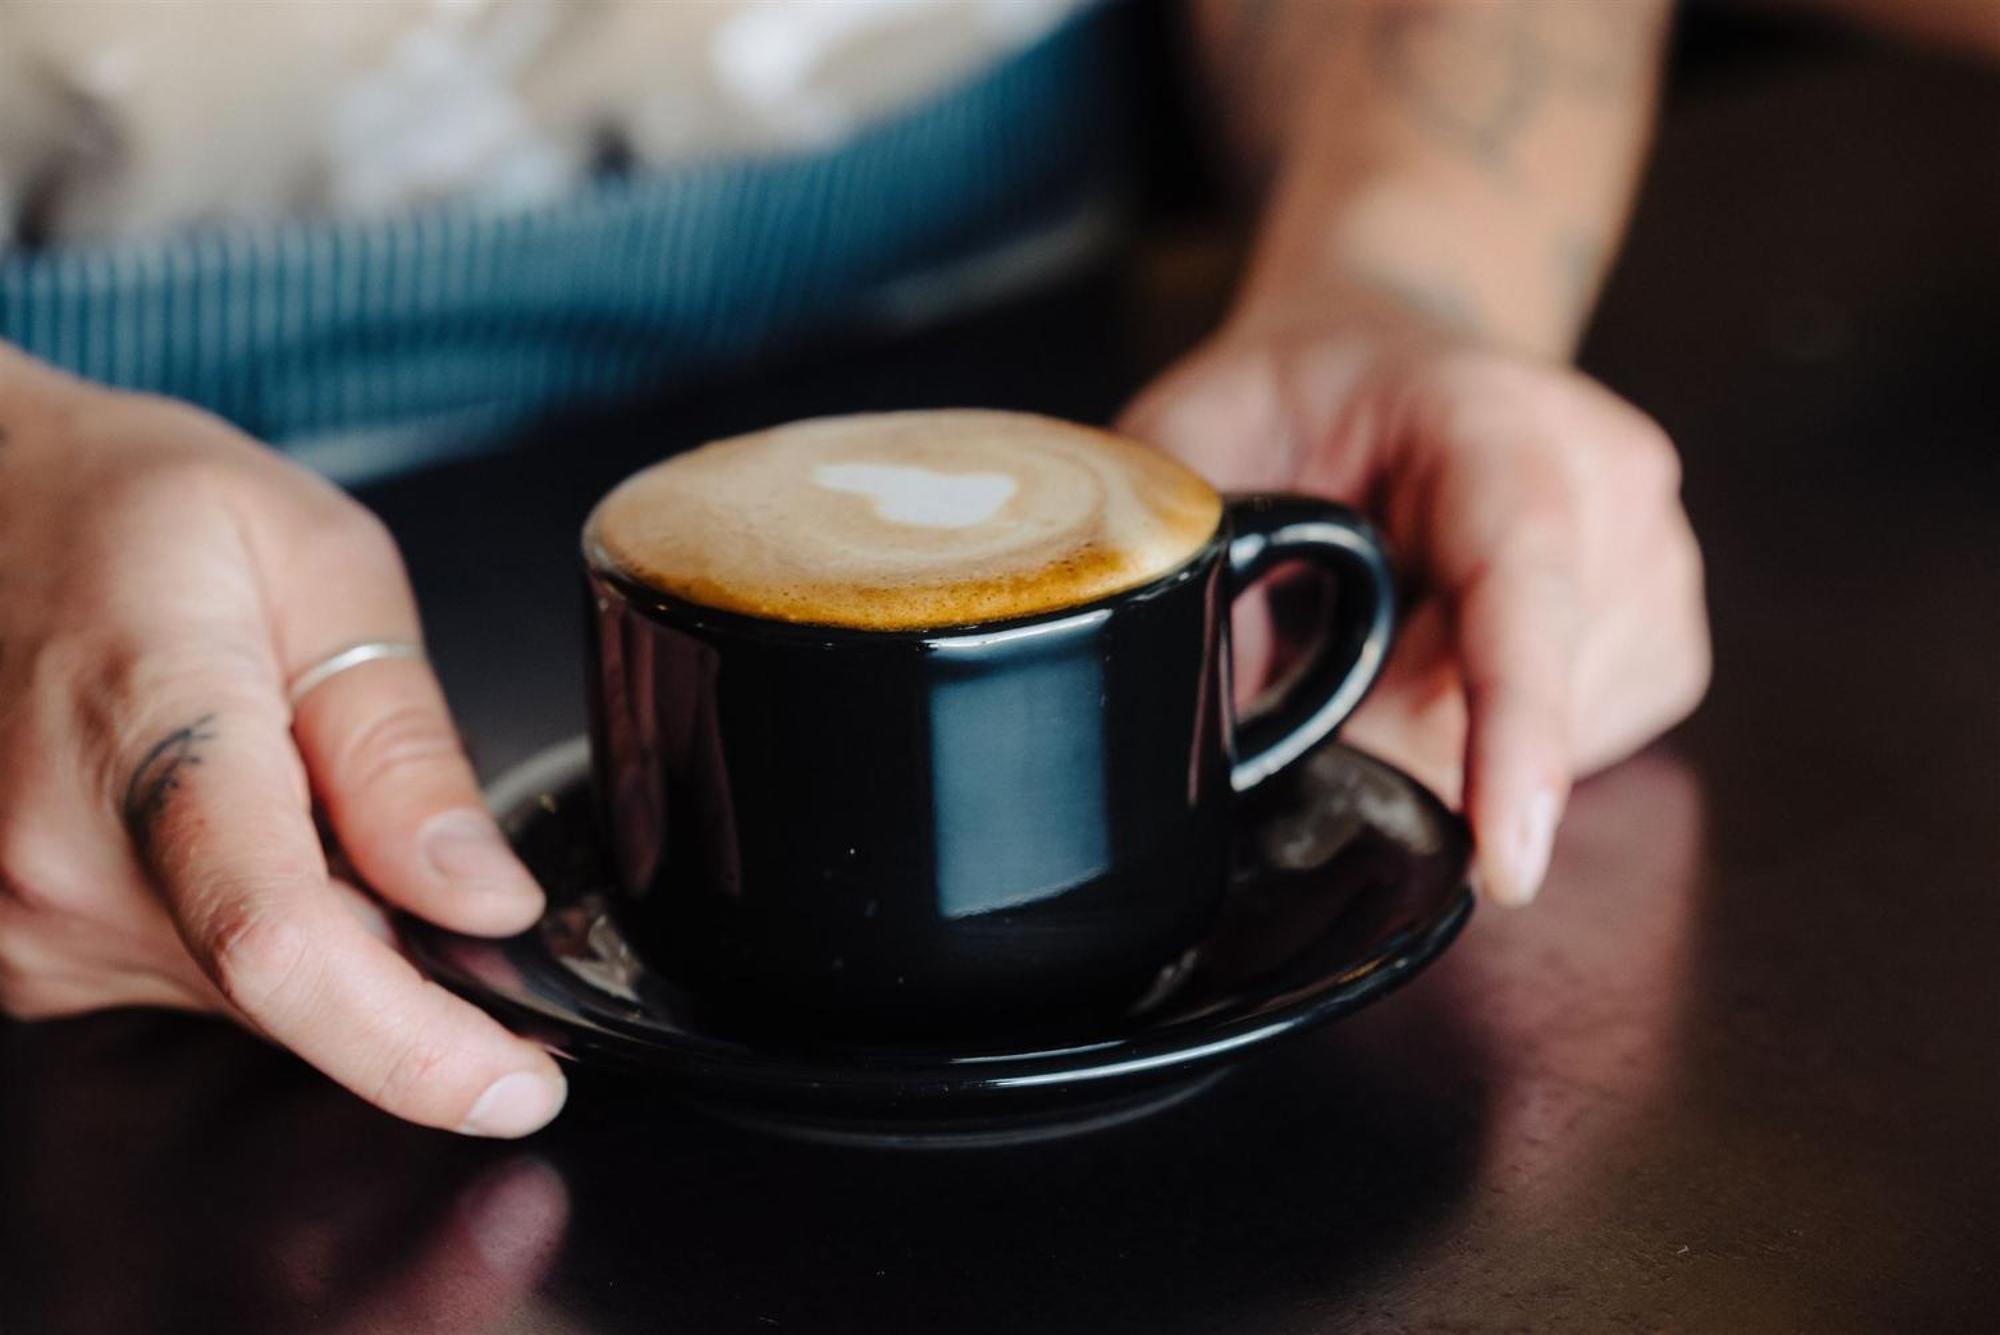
[582,518,1230,644]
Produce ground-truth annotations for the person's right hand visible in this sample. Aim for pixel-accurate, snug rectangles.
[0,345,566,1137]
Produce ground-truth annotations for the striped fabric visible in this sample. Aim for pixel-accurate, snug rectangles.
[0,7,1130,480]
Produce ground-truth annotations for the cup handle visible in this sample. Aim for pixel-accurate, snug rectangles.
[1224,495,1398,793]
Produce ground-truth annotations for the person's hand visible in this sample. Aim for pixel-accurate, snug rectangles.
[0,346,566,1135]
[1121,299,1710,904]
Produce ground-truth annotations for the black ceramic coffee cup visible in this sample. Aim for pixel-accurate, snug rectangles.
[584,494,1394,1042]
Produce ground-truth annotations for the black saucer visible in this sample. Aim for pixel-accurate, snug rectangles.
[402,737,1474,1146]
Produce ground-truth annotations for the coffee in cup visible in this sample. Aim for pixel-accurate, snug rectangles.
[586,409,1226,629]
[584,409,1395,1041]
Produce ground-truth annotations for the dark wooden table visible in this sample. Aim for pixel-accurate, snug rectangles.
[5,21,1998,1334]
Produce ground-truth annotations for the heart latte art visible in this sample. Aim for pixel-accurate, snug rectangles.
[809,462,1019,529]
[586,410,1224,629]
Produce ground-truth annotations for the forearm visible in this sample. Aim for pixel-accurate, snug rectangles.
[1191,0,1673,359]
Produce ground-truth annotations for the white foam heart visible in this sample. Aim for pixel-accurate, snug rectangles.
[812,461,1018,529]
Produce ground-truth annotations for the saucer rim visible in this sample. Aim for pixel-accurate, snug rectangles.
[403,735,1474,1100]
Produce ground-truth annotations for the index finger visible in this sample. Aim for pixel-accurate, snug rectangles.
[1419,437,1582,907]
[119,679,567,1136]
[1455,542,1579,905]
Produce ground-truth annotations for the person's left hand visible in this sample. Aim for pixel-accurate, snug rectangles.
[1120,297,1710,905]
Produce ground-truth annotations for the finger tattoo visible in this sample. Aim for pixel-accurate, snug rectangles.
[123,713,218,852]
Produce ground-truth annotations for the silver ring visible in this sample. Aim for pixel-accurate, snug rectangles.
[286,640,427,707]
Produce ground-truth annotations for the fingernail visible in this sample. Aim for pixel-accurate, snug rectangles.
[1500,789,1561,906]
[461,1157,568,1273]
[422,809,534,895]
[459,1070,568,1138]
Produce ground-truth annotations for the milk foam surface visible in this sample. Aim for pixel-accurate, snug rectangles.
[587,410,1225,629]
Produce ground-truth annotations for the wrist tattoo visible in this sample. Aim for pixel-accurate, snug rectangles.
[1350,263,1482,336]
[123,713,217,853]
[1369,1,1645,173]
[1371,2,1542,169]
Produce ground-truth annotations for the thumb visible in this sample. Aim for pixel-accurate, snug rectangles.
[121,667,566,1136]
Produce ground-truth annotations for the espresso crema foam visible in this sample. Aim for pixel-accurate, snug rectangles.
[587,410,1225,630]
